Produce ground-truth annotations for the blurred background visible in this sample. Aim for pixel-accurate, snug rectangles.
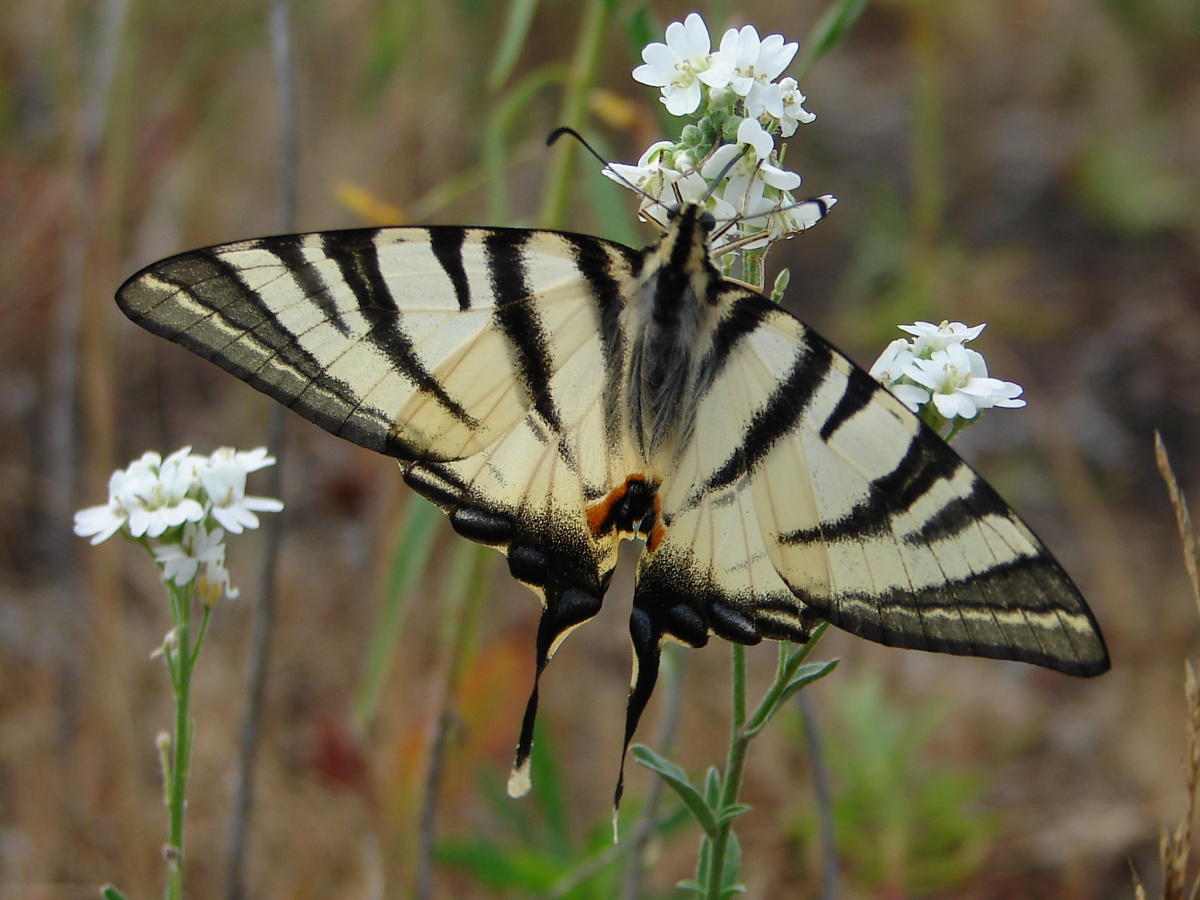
[2,0,1199,897]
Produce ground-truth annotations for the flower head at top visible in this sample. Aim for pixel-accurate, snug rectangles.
[707,25,798,118]
[615,13,828,254]
[633,13,725,116]
[74,445,282,600]
[905,343,1026,420]
[869,323,1026,428]
[898,320,987,356]
[74,447,207,544]
[199,447,284,534]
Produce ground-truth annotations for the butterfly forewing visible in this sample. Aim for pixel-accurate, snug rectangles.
[118,227,639,464]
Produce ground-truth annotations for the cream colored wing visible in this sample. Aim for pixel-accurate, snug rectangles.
[654,291,1107,676]
[117,223,643,798]
[117,225,637,464]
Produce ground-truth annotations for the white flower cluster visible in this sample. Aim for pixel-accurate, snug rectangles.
[870,321,1026,425]
[74,446,283,600]
[608,13,834,251]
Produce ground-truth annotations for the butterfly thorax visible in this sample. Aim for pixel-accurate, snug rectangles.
[624,203,723,467]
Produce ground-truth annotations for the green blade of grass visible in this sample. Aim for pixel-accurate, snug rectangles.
[487,0,542,92]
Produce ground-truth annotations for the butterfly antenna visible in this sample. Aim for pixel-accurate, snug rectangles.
[546,126,666,215]
[703,148,765,248]
[699,143,752,206]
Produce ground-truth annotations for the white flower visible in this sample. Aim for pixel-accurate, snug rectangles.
[123,447,206,539]
[605,141,737,226]
[702,118,801,206]
[74,468,138,544]
[898,320,987,356]
[199,447,284,534]
[869,338,931,412]
[870,338,916,386]
[708,25,798,118]
[906,343,1026,420]
[153,523,227,588]
[633,13,721,116]
[604,141,681,194]
[201,560,239,602]
[74,448,206,543]
[776,77,815,137]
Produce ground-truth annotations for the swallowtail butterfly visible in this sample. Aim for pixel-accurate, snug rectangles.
[116,197,1109,801]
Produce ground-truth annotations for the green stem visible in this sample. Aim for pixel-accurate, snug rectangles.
[705,644,749,900]
[741,248,766,291]
[164,583,195,900]
[744,625,828,739]
[537,0,610,229]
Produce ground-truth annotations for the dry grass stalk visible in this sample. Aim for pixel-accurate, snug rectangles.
[1150,432,1200,900]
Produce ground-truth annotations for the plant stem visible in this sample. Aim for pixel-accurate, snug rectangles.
[705,643,749,900]
[742,248,766,291]
[164,584,196,900]
[538,0,610,229]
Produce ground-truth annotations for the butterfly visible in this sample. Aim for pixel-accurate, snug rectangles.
[116,196,1109,804]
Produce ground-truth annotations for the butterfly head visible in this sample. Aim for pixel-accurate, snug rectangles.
[655,201,721,275]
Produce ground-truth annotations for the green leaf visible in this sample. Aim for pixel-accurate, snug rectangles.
[694,835,712,885]
[704,766,721,808]
[99,886,128,900]
[719,830,745,897]
[746,652,838,738]
[779,659,839,705]
[715,803,752,827]
[353,498,440,726]
[677,878,706,896]
[434,840,562,891]
[631,745,719,838]
[795,0,871,79]
[487,0,541,92]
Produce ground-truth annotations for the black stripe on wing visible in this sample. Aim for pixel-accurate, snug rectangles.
[560,232,631,449]
[698,335,835,498]
[796,554,1109,676]
[780,435,951,546]
[428,226,473,311]
[118,229,498,459]
[485,230,564,436]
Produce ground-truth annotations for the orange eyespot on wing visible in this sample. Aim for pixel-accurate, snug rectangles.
[586,475,662,547]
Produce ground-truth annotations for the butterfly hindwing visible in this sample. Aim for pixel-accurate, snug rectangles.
[644,285,1107,676]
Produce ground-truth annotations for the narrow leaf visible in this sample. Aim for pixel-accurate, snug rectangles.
[99,887,128,900]
[715,803,752,827]
[353,498,440,726]
[487,0,541,92]
[795,0,871,79]
[785,622,830,674]
[632,745,719,837]
[704,766,721,807]
[780,659,839,701]
[719,831,745,897]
